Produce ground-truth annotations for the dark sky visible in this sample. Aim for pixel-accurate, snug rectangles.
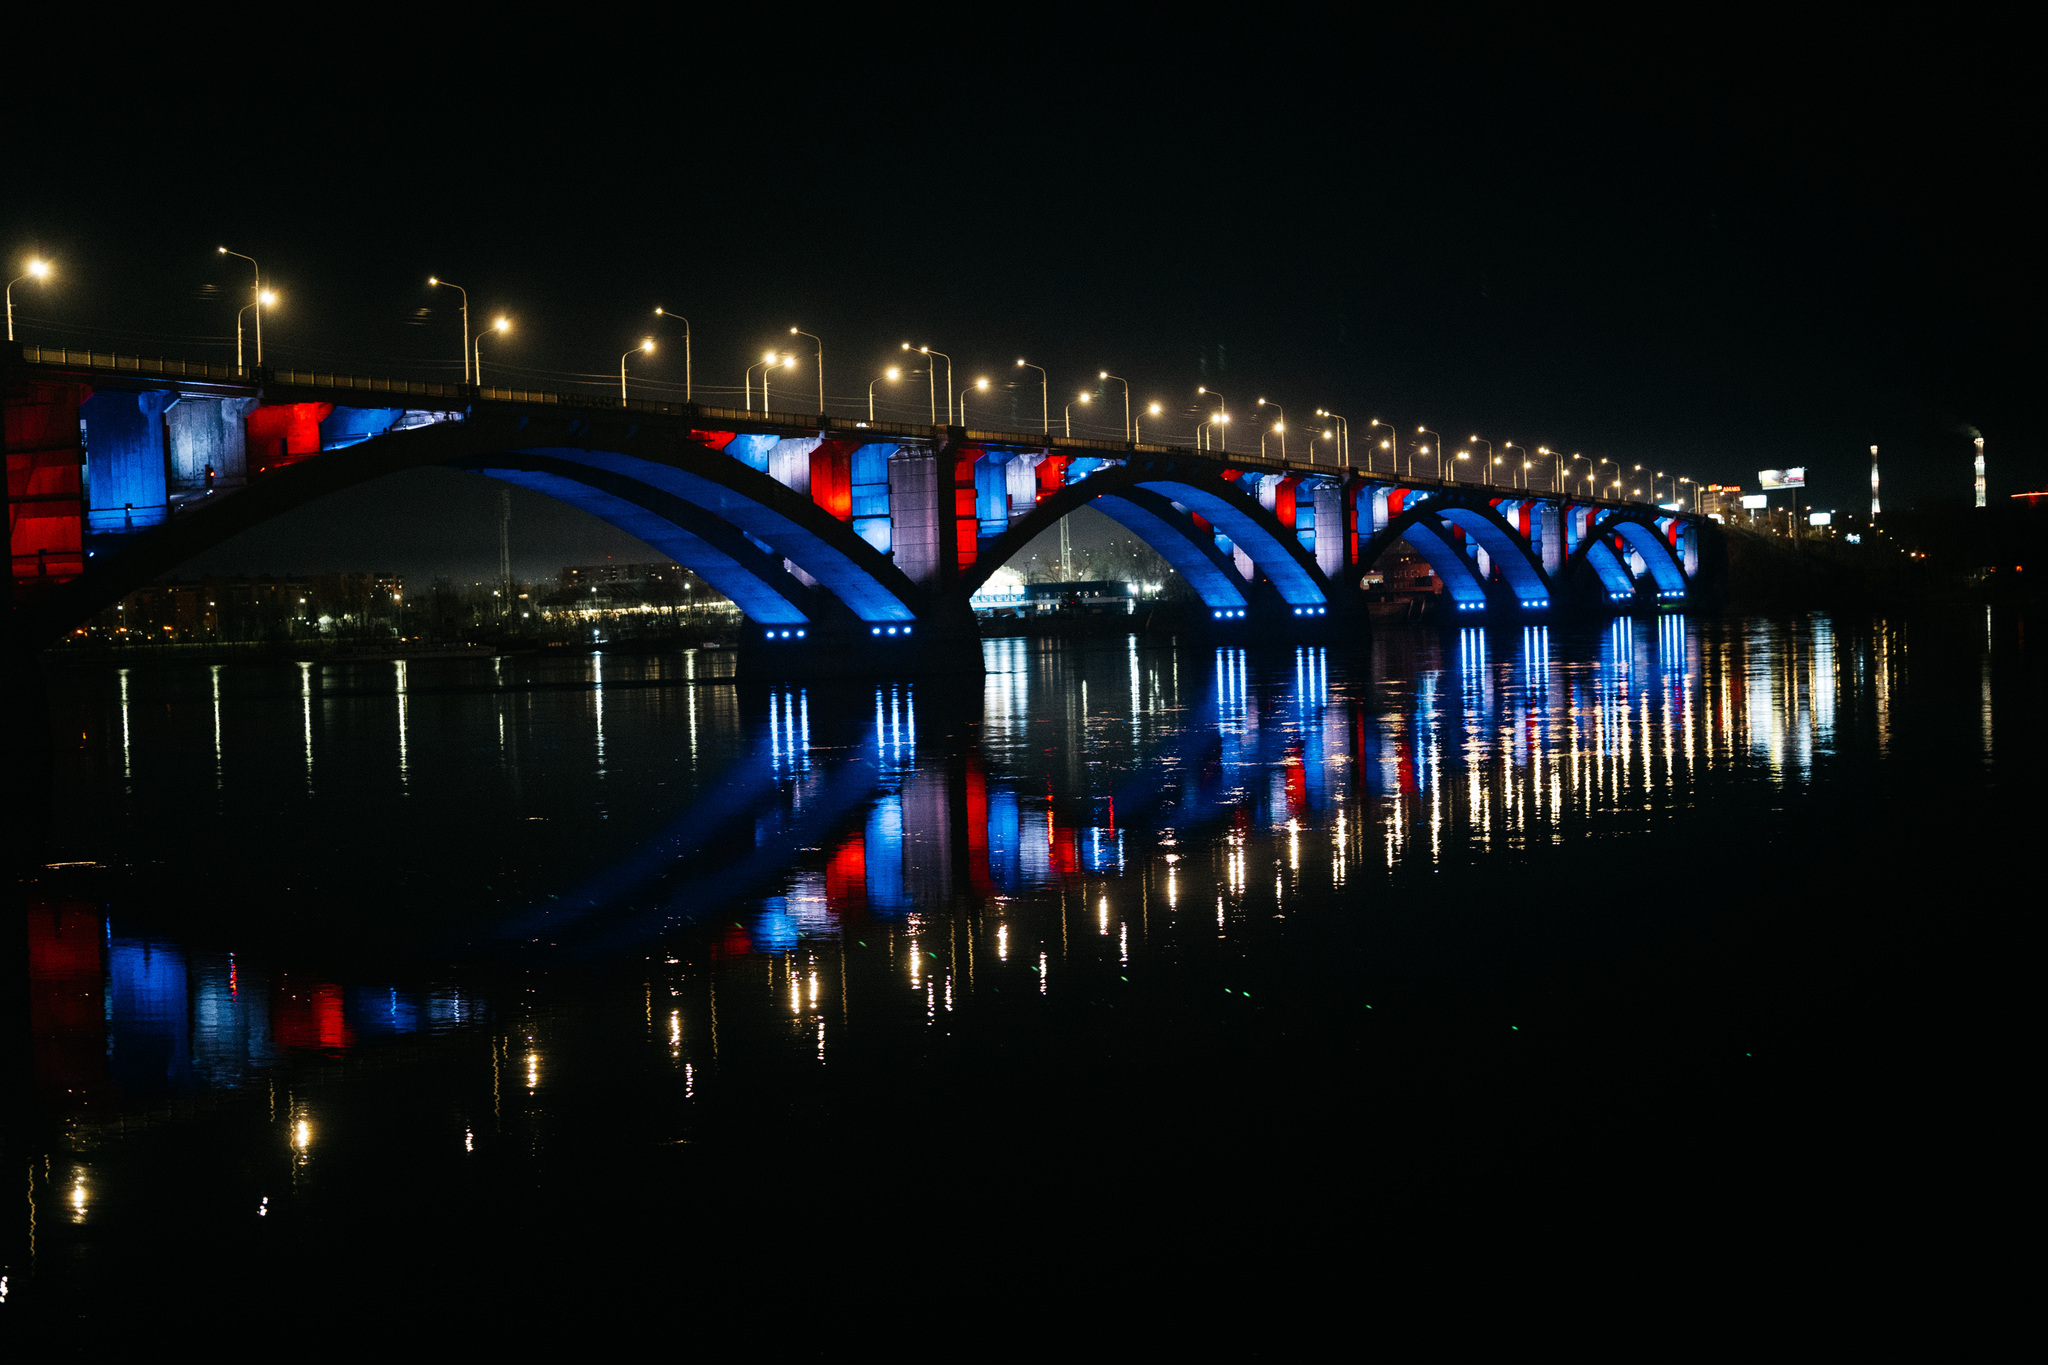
[11,19,2034,582]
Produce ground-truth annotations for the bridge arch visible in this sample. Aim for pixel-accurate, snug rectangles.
[1564,509,1689,600]
[1352,497,1553,610]
[963,461,1332,609]
[18,410,933,646]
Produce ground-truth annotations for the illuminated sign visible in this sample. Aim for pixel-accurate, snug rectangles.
[1740,494,1769,509]
[1758,467,1806,489]
[1808,511,1832,526]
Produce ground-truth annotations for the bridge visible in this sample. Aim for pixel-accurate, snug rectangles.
[4,343,1718,675]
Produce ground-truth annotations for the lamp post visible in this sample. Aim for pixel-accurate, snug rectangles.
[1681,476,1699,514]
[1016,359,1049,433]
[1369,419,1402,476]
[653,308,691,401]
[1453,448,1472,482]
[1137,401,1161,443]
[1467,435,1493,485]
[1597,457,1615,499]
[903,344,954,423]
[236,291,275,369]
[621,338,654,402]
[961,377,989,427]
[218,247,263,364]
[1316,410,1350,466]
[475,317,509,387]
[789,327,824,414]
[1417,426,1443,481]
[1197,387,1229,453]
[1065,392,1090,438]
[869,367,900,421]
[428,277,469,381]
[1536,445,1564,492]
[1258,399,1286,460]
[764,354,795,412]
[1099,371,1131,440]
[7,257,51,342]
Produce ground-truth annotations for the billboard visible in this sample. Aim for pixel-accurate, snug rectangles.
[1758,467,1806,489]
[1808,511,1832,526]
[1740,494,1769,509]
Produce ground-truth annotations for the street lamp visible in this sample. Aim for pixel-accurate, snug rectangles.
[653,308,692,401]
[869,367,900,421]
[1369,419,1402,476]
[1065,391,1090,438]
[621,338,654,402]
[7,257,51,342]
[1204,410,1230,451]
[1467,435,1493,485]
[1316,409,1350,466]
[218,247,264,364]
[1417,426,1443,481]
[1099,371,1131,440]
[1015,359,1050,433]
[790,326,824,414]
[960,377,989,427]
[1680,476,1698,514]
[236,291,276,369]
[1137,401,1162,443]
[428,277,470,382]
[475,317,510,387]
[1197,387,1229,453]
[1258,399,1286,460]
[1453,448,1472,482]
[903,344,954,423]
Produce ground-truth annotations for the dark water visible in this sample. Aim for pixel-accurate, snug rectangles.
[5,614,2036,1328]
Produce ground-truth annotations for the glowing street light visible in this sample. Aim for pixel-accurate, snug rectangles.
[1099,371,1131,440]
[1315,409,1350,466]
[1015,359,1049,433]
[237,290,276,369]
[1065,391,1091,438]
[427,277,470,382]
[789,326,824,414]
[960,377,990,427]
[7,256,51,342]
[1417,426,1443,480]
[1467,435,1493,485]
[1136,401,1162,443]
[902,343,954,424]
[746,351,795,412]
[1369,418,1402,476]
[653,308,692,401]
[621,338,654,402]
[1257,398,1287,460]
[1197,387,1229,453]
[869,366,900,421]
[218,247,264,364]
[475,317,510,388]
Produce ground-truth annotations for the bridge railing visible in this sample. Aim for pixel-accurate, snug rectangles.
[11,346,1695,517]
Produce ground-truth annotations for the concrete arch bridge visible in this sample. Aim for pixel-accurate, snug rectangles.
[6,345,1718,676]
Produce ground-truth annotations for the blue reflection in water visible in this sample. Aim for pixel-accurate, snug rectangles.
[106,931,191,1095]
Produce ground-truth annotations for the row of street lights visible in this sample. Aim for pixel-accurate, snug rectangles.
[8,250,1698,506]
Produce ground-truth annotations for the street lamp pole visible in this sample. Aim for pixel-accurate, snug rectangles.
[961,378,989,427]
[428,277,470,382]
[621,339,653,402]
[1417,426,1443,481]
[1468,436,1494,486]
[654,308,691,401]
[904,345,954,424]
[790,327,824,414]
[1015,359,1049,433]
[1369,419,1402,476]
[1258,399,1286,460]
[475,317,509,388]
[7,258,51,342]
[869,367,900,421]
[218,247,263,364]
[1099,371,1131,440]
[1316,410,1350,467]
[1197,387,1229,453]
[1137,402,1161,443]
[236,293,273,369]
[1064,392,1090,438]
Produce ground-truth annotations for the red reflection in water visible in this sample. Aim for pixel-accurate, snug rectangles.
[27,901,107,1104]
[824,832,866,917]
[272,980,352,1051]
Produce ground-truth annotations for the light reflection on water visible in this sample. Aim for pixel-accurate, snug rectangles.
[22,613,2006,1246]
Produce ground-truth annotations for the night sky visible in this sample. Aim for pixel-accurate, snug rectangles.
[10,22,2033,584]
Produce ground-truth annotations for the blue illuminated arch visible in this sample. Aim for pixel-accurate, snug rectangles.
[1433,506,1553,605]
